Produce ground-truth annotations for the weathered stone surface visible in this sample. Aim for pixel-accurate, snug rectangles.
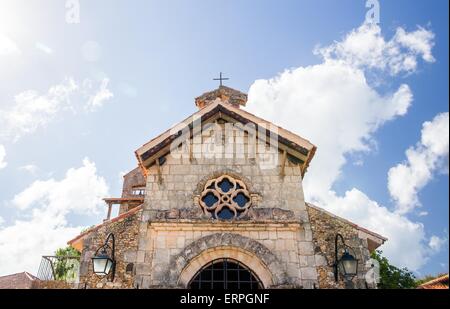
[71,95,381,290]
[141,207,296,222]
[298,242,314,255]
[78,209,141,289]
[31,281,75,289]
[159,232,291,288]
[306,204,374,289]
[195,86,248,109]
[123,251,137,263]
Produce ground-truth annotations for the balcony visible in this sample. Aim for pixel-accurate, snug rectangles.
[36,255,80,288]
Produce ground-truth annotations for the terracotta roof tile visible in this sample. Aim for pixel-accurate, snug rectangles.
[418,274,449,289]
[67,205,143,246]
[0,272,38,289]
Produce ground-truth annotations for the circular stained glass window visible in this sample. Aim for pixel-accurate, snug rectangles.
[198,175,252,220]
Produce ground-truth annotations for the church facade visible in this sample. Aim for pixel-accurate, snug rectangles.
[68,86,386,289]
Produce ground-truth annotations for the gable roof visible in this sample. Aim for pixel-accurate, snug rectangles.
[306,203,387,251]
[67,205,143,251]
[135,100,317,177]
[0,272,38,289]
[418,274,449,289]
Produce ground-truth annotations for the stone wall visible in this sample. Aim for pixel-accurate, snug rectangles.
[133,133,319,288]
[143,132,309,219]
[307,204,374,289]
[32,280,75,289]
[75,123,379,289]
[78,208,141,289]
[75,202,377,289]
[134,222,318,289]
[120,167,146,214]
[122,167,146,198]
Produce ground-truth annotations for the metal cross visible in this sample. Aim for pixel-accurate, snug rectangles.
[213,72,229,86]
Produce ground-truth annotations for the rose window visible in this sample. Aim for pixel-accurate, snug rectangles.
[197,175,253,220]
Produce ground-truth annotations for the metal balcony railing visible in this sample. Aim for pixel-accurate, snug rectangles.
[37,256,80,283]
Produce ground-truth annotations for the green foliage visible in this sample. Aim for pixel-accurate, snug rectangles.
[371,250,417,289]
[55,246,81,257]
[54,246,81,281]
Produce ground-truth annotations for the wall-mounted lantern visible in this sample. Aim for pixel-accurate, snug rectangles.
[334,233,358,282]
[92,233,116,281]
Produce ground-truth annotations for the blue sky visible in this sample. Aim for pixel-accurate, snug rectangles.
[0,0,448,278]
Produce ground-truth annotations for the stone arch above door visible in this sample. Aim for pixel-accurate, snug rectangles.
[179,247,272,288]
[165,233,289,288]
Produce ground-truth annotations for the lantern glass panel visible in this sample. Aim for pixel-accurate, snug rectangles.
[342,258,357,276]
[92,254,113,276]
[339,251,358,277]
[104,258,114,275]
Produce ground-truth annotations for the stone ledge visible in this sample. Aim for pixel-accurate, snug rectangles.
[147,221,302,231]
[143,207,299,222]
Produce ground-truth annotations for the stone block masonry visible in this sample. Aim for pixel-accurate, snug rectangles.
[306,204,374,289]
[74,96,383,289]
[78,208,141,289]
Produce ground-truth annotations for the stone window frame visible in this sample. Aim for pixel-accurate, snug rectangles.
[195,174,258,220]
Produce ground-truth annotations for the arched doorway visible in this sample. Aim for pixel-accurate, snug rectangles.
[188,258,263,289]
[171,235,288,288]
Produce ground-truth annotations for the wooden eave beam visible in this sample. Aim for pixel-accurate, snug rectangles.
[138,109,311,170]
[301,145,317,178]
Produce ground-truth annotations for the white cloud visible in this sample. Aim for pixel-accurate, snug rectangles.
[388,112,449,214]
[0,158,108,276]
[0,33,20,56]
[0,78,78,142]
[35,42,53,54]
[315,24,435,75]
[0,144,6,170]
[418,211,429,217]
[85,78,114,111]
[0,77,114,142]
[320,189,428,270]
[421,113,450,157]
[246,23,437,271]
[19,164,39,175]
[395,27,435,63]
[12,158,108,216]
[0,218,81,276]
[428,235,447,253]
[248,59,412,200]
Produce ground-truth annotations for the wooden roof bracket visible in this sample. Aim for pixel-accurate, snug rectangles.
[189,128,194,162]
[280,149,287,178]
[135,151,148,179]
[301,146,317,178]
